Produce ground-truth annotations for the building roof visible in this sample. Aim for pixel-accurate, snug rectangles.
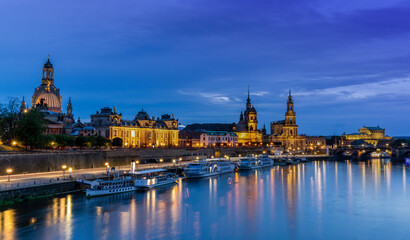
[183,123,234,132]
[365,126,384,130]
[202,131,237,136]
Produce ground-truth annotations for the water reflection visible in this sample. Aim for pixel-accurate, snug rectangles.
[1,161,410,240]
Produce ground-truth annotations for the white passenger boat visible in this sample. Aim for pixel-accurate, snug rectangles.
[86,178,136,198]
[239,155,274,169]
[184,160,235,178]
[132,169,179,189]
[214,160,236,173]
[257,154,275,167]
[238,156,261,169]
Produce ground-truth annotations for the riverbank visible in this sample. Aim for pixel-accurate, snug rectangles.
[0,147,262,175]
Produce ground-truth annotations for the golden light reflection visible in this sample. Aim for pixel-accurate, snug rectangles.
[359,162,366,192]
[347,160,352,210]
[403,164,407,194]
[372,159,381,191]
[0,209,16,240]
[385,162,391,194]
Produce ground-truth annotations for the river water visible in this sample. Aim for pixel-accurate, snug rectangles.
[1,160,410,240]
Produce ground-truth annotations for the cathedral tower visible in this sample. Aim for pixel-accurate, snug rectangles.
[283,90,298,137]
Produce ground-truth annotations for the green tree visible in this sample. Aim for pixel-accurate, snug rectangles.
[56,135,68,149]
[86,136,97,148]
[96,136,109,147]
[66,136,75,147]
[75,136,87,148]
[41,134,56,149]
[0,97,20,144]
[15,109,46,150]
[112,137,123,147]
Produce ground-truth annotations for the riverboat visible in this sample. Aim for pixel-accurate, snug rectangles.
[86,178,136,198]
[132,169,179,189]
[239,155,274,169]
[257,154,275,167]
[184,160,235,178]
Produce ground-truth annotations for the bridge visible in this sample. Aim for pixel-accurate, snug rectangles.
[333,146,410,161]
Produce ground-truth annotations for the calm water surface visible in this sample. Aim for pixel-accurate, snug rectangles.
[1,160,410,240]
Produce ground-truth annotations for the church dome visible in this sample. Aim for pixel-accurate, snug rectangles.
[36,92,60,109]
[135,109,149,120]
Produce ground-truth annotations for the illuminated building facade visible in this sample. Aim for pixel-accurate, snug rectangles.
[20,57,74,135]
[91,107,179,147]
[200,131,238,147]
[341,126,393,146]
[270,90,306,151]
[235,89,263,145]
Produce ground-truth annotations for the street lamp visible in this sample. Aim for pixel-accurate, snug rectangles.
[68,167,73,179]
[6,168,12,182]
[62,165,67,179]
[12,141,17,146]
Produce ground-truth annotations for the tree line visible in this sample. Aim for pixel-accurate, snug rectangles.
[0,97,117,150]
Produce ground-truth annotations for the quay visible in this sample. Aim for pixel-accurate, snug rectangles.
[0,154,331,207]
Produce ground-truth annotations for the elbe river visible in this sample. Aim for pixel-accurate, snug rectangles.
[1,159,409,240]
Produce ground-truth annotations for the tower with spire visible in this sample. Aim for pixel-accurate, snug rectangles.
[20,96,27,113]
[270,89,306,151]
[236,86,262,145]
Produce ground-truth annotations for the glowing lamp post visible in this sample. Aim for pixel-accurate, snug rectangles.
[6,168,12,182]
[62,165,67,179]
[105,162,110,175]
[12,141,17,146]
[68,167,73,179]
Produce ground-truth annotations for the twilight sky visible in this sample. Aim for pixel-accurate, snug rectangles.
[1,0,410,136]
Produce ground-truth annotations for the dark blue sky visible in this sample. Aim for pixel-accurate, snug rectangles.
[1,0,410,136]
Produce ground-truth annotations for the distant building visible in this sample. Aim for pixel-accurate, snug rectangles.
[178,131,201,148]
[200,131,238,147]
[341,126,393,147]
[21,57,74,135]
[235,89,263,145]
[179,128,238,148]
[90,107,179,147]
[306,136,327,151]
[270,90,306,151]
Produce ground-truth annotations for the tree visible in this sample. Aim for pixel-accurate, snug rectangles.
[41,134,56,149]
[75,136,87,148]
[96,135,109,147]
[112,137,123,147]
[15,109,46,150]
[0,97,21,144]
[66,136,75,147]
[86,136,96,148]
[56,135,68,149]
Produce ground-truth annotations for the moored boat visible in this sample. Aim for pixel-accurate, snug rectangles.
[257,154,275,167]
[86,178,136,198]
[184,160,235,178]
[132,169,179,189]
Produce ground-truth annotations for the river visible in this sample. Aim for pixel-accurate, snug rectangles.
[1,159,409,240]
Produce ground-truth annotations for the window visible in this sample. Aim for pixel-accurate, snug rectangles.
[131,130,135,137]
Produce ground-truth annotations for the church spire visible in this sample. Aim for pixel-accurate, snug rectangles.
[20,96,27,113]
[246,86,251,109]
[67,97,73,117]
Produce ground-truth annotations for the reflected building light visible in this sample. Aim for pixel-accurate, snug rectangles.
[0,209,16,240]
[403,164,407,194]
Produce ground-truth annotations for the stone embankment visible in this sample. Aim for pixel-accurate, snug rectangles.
[0,147,262,175]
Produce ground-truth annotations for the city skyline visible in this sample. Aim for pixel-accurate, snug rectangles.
[1,0,410,136]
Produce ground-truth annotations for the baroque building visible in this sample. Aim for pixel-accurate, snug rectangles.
[21,57,74,135]
[90,107,179,147]
[270,90,306,151]
[341,126,393,147]
[235,89,263,145]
